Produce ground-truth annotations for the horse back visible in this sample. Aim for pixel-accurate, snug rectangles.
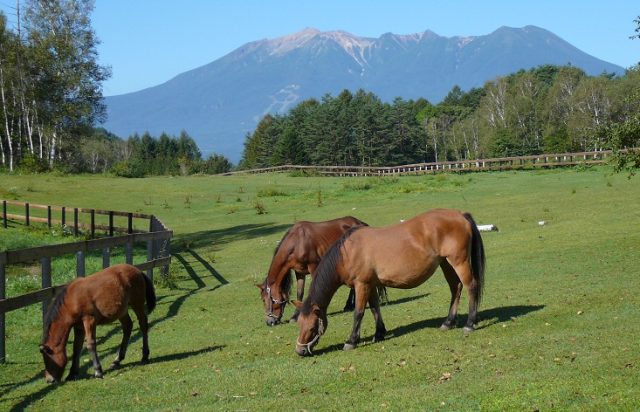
[66,264,146,324]
[341,210,473,287]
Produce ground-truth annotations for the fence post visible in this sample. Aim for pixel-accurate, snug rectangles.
[73,208,79,236]
[109,211,114,237]
[41,257,52,324]
[0,256,6,363]
[61,206,66,227]
[47,206,52,228]
[102,248,110,269]
[90,210,95,238]
[2,200,6,228]
[125,240,133,265]
[127,213,133,234]
[25,203,30,226]
[146,216,155,281]
[76,251,85,277]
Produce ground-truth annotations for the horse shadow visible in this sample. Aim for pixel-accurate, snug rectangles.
[4,345,225,411]
[313,304,545,356]
[326,292,431,317]
[385,304,545,339]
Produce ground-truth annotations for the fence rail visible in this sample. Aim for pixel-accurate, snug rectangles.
[223,149,625,177]
[0,201,172,363]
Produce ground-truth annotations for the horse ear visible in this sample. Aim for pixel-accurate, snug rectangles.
[291,300,303,309]
[255,283,264,290]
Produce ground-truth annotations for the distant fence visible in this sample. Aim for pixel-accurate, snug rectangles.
[224,149,622,177]
[0,200,173,363]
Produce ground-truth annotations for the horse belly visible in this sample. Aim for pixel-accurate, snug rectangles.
[376,255,440,289]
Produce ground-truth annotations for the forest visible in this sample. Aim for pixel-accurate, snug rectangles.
[240,65,640,169]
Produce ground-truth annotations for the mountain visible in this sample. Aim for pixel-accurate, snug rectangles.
[102,25,625,162]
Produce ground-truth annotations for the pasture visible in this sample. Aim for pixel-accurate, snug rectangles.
[0,167,638,410]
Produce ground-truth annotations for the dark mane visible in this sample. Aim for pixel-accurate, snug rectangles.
[301,226,364,315]
[42,285,68,344]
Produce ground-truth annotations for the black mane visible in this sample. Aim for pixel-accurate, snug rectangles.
[42,285,68,344]
[301,226,364,315]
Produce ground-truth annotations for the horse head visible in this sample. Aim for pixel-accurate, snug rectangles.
[40,343,66,383]
[293,301,327,356]
[256,283,288,326]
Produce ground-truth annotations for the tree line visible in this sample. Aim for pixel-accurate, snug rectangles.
[240,64,640,169]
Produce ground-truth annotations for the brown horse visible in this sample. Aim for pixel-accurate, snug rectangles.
[293,209,485,356]
[257,216,368,326]
[40,264,156,382]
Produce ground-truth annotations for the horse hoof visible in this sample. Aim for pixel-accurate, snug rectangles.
[66,374,78,381]
[109,361,121,370]
[289,317,298,324]
[343,343,357,351]
[94,372,104,379]
[440,323,454,331]
[463,326,474,334]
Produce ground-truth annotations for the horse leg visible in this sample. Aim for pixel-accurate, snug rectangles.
[289,272,306,323]
[344,283,371,351]
[343,288,356,312]
[66,324,85,380]
[110,313,133,369]
[368,288,387,342]
[82,316,104,378]
[450,260,479,333]
[133,305,150,363]
[440,260,463,330]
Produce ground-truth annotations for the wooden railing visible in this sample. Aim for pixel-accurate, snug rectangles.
[0,201,173,363]
[224,149,620,177]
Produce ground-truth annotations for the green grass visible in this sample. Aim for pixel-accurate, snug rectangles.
[1,167,639,410]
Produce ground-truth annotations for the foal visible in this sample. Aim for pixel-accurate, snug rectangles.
[40,264,156,382]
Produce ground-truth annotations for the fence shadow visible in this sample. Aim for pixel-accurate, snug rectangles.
[173,223,290,251]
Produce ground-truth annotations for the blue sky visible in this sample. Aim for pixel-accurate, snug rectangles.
[1,1,639,96]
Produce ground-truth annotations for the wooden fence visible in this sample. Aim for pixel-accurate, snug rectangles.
[0,200,173,363]
[223,149,619,177]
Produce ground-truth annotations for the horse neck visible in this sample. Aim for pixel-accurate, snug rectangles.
[45,311,75,351]
[265,249,290,287]
[306,262,343,312]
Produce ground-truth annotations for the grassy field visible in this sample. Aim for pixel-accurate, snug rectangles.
[0,167,639,411]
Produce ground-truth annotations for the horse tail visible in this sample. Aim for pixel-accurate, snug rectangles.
[142,272,157,314]
[463,213,486,304]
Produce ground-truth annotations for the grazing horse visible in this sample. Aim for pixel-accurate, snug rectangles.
[257,216,368,325]
[40,264,156,382]
[294,209,485,356]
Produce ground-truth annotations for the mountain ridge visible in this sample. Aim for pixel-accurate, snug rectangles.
[103,26,625,162]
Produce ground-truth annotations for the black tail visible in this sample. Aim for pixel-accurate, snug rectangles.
[142,273,157,314]
[463,213,486,304]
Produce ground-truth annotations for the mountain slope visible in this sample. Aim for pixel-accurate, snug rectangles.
[103,25,624,162]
